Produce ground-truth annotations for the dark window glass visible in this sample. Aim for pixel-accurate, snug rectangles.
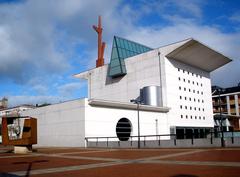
[116,118,132,141]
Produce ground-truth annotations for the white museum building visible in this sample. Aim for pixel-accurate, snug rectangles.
[21,37,231,147]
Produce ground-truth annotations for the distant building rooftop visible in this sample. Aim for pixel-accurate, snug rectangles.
[212,85,240,96]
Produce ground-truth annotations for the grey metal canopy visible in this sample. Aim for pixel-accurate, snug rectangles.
[166,39,232,72]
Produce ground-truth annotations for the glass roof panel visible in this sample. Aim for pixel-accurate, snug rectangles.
[108,36,152,77]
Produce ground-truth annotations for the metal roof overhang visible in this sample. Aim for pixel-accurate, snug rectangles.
[166,39,232,72]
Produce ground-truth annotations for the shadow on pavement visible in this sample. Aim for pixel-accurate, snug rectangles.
[0,173,20,177]
[13,160,48,177]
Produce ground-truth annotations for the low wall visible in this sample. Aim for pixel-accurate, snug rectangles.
[87,137,240,148]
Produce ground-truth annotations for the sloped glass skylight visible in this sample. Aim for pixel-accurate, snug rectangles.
[108,36,152,78]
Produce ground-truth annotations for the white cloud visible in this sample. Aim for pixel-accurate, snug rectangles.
[229,12,240,23]
[7,95,66,107]
[58,82,86,97]
[173,0,203,18]
[0,0,119,81]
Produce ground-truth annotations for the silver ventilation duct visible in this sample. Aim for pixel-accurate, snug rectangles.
[140,86,162,107]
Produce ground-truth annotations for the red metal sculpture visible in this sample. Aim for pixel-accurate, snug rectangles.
[93,16,106,67]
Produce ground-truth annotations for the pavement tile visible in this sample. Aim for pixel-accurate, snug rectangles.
[162,150,240,162]
[0,155,105,173]
[32,163,240,177]
[67,149,189,159]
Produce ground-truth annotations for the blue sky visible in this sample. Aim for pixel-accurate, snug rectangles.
[0,0,239,107]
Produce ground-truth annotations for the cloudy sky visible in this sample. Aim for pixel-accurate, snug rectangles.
[0,0,239,107]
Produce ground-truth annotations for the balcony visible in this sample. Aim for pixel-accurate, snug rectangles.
[213,102,227,106]
[214,109,228,113]
[230,108,236,114]
[230,100,235,105]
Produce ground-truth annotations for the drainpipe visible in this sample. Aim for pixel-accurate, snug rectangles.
[158,51,163,106]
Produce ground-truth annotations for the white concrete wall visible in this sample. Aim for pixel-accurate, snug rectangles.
[85,104,169,140]
[87,47,214,130]
[89,50,162,103]
[21,99,86,147]
[164,58,214,128]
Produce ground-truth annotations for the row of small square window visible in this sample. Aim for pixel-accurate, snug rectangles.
[180,96,204,103]
[179,87,204,95]
[178,77,203,87]
[177,68,202,78]
[180,105,205,111]
[181,115,206,120]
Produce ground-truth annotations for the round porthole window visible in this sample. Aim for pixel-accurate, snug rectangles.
[116,118,132,141]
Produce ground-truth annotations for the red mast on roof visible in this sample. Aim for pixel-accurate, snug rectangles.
[93,16,106,68]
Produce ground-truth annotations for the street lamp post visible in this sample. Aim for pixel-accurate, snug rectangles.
[217,88,225,147]
[130,99,141,149]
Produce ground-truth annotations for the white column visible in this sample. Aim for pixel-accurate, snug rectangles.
[234,95,239,116]
[235,94,240,129]
[226,96,230,115]
[158,52,167,107]
[226,118,229,131]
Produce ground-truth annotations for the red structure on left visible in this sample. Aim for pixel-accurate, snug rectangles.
[1,117,37,152]
[93,16,106,68]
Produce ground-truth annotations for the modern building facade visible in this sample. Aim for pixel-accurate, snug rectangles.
[19,37,231,147]
[212,85,240,131]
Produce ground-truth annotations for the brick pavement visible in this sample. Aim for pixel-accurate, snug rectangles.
[0,147,240,177]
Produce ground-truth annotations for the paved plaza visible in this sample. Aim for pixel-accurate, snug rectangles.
[0,146,240,177]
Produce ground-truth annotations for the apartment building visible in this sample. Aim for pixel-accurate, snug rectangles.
[212,85,240,131]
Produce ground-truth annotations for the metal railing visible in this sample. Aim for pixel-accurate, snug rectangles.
[85,130,240,148]
[85,134,177,147]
